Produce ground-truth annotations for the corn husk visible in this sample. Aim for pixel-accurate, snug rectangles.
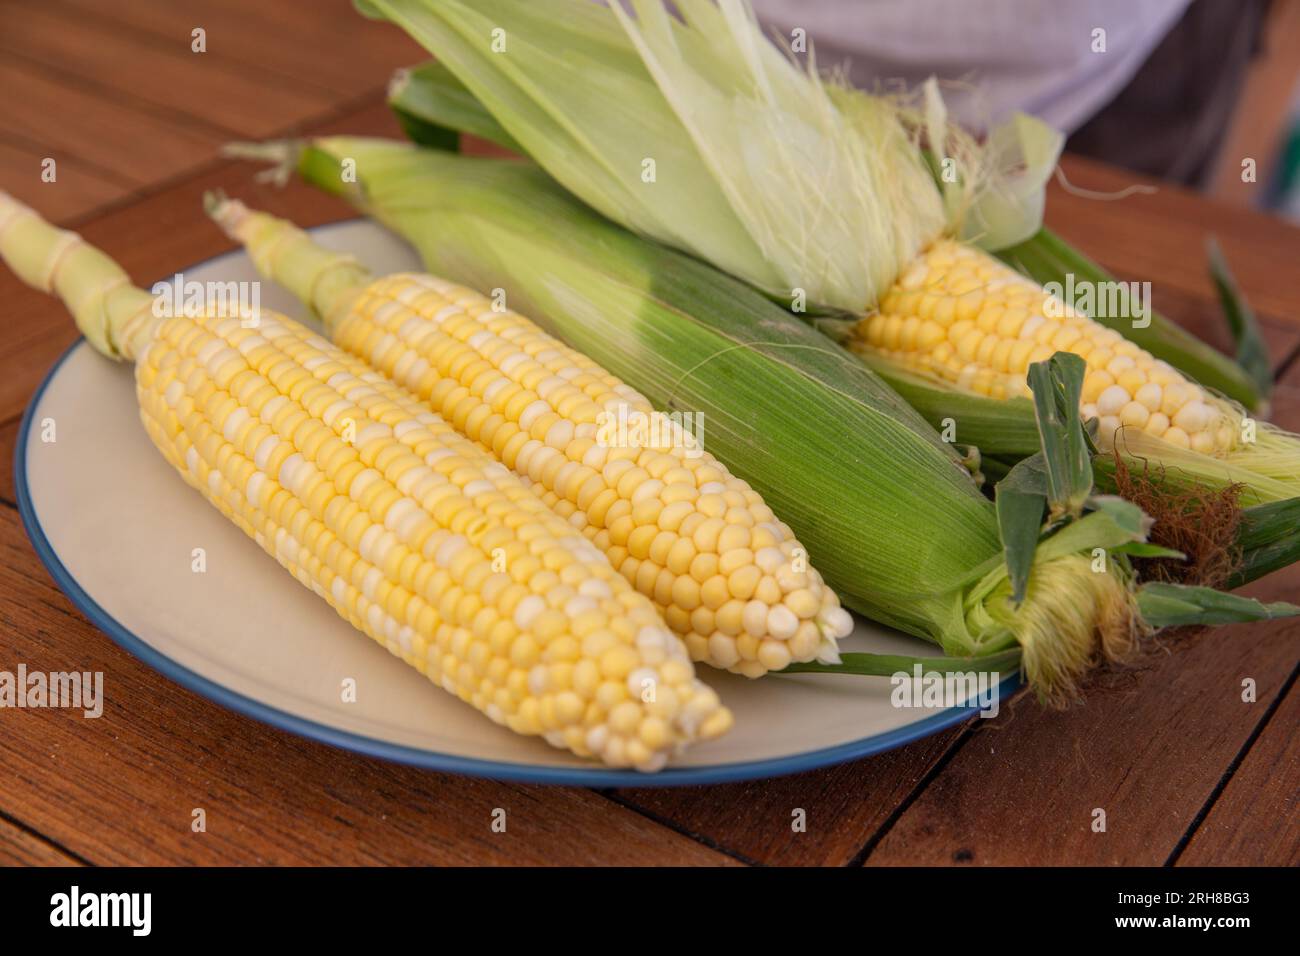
[371,0,1295,510]
[359,0,1011,310]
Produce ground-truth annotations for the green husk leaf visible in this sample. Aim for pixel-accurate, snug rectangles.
[360,0,779,296]
[999,226,1263,410]
[1236,495,1300,550]
[1136,582,1300,628]
[995,454,1048,604]
[834,337,1044,456]
[959,112,1064,251]
[1228,496,1300,587]
[1084,494,1151,540]
[389,61,523,153]
[1206,236,1272,399]
[361,0,972,311]
[1027,352,1092,519]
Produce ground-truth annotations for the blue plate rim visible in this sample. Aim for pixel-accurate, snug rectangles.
[12,227,1020,788]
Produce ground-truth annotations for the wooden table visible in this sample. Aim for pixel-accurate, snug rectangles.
[0,0,1296,867]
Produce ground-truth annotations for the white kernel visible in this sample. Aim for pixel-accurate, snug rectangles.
[755,547,785,574]
[222,406,250,442]
[767,605,799,640]
[461,479,495,499]
[434,533,469,568]
[1173,400,1211,433]
[1096,384,1130,416]
[627,668,657,696]
[635,626,669,651]
[742,600,769,637]
[519,400,551,430]
[1135,382,1162,411]
[245,471,266,506]
[707,633,739,668]
[545,419,575,450]
[528,665,549,695]
[630,478,665,504]
[362,566,383,602]
[821,606,854,638]
[586,726,609,754]
[563,596,597,617]
[513,594,546,630]
[253,435,279,472]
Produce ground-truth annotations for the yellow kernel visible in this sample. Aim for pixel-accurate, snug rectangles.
[1119,401,1150,429]
[727,564,762,601]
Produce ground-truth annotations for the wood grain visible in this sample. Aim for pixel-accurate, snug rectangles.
[616,725,966,866]
[54,0,425,99]
[0,100,406,423]
[859,605,1300,866]
[1175,675,1299,866]
[1175,357,1300,867]
[0,59,221,189]
[0,816,82,866]
[0,138,127,225]
[0,3,329,139]
[0,505,733,866]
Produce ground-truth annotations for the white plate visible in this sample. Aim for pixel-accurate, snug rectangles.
[15,220,1015,785]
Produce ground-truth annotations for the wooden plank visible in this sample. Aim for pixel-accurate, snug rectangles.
[0,3,330,139]
[615,725,965,865]
[1176,676,1299,866]
[0,816,81,866]
[54,0,425,99]
[0,99,405,424]
[0,59,221,188]
[0,505,733,866]
[0,138,127,225]
[1176,355,1300,866]
[860,601,1300,866]
[1051,155,1300,327]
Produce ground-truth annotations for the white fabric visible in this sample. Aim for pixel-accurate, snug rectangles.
[750,0,1192,132]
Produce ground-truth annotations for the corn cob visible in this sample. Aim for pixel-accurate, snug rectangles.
[0,192,730,770]
[854,239,1238,455]
[208,197,854,677]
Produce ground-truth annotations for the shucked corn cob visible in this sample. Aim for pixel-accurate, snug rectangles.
[855,239,1238,456]
[208,197,854,677]
[0,192,730,770]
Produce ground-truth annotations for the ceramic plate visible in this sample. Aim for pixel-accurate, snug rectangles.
[15,220,1017,786]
